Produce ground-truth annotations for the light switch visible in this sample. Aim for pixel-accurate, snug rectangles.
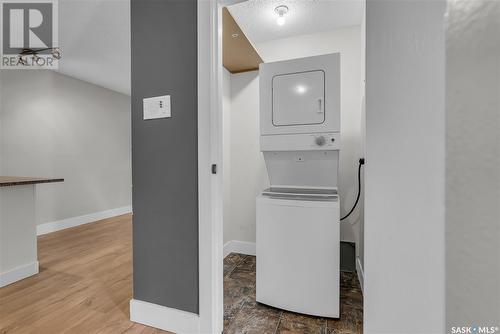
[143,95,171,120]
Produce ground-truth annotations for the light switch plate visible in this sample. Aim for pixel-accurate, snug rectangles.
[143,95,171,120]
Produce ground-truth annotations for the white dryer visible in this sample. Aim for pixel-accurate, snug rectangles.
[256,54,341,318]
[259,53,340,136]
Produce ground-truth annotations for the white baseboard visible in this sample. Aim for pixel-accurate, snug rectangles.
[130,299,200,334]
[356,256,364,293]
[37,206,132,236]
[223,240,256,258]
[0,261,39,288]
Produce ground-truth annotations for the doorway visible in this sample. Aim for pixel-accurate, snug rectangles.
[215,1,366,332]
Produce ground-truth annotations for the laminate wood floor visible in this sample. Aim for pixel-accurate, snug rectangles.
[0,214,362,334]
[0,214,171,334]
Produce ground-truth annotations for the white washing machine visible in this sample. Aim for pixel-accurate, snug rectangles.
[256,188,340,318]
[256,150,341,318]
[256,54,341,318]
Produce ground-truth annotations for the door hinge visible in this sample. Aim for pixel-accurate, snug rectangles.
[211,164,217,174]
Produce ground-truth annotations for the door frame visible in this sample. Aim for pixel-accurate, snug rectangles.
[197,1,246,333]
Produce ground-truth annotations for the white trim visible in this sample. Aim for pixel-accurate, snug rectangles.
[130,299,200,334]
[36,206,132,236]
[197,0,222,333]
[197,1,249,333]
[356,256,364,293]
[0,261,39,288]
[223,240,256,258]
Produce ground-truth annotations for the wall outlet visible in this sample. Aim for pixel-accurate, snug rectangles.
[143,95,171,120]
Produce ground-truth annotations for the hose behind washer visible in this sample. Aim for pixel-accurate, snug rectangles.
[340,158,365,221]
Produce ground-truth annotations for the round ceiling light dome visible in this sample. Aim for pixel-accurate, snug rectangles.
[274,5,289,26]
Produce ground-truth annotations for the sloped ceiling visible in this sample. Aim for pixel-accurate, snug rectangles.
[223,7,263,73]
[57,0,130,95]
[56,0,363,95]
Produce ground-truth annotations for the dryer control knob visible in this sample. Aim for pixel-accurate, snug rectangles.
[315,136,326,146]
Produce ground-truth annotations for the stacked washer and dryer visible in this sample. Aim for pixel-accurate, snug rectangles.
[256,53,341,318]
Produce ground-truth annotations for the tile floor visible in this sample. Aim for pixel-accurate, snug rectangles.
[223,253,363,334]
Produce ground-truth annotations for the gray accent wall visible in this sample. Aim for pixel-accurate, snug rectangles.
[131,0,199,314]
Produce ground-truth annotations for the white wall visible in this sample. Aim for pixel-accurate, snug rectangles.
[358,7,366,282]
[223,70,269,244]
[222,68,233,244]
[0,72,3,175]
[365,1,445,333]
[0,70,132,225]
[226,27,364,245]
[446,0,500,328]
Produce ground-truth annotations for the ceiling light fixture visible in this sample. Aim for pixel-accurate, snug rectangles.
[274,5,288,26]
[17,47,62,66]
[232,33,239,38]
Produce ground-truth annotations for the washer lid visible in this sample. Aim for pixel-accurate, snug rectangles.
[262,187,338,201]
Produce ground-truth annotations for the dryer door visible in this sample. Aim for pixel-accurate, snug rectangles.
[259,53,340,136]
[272,70,325,126]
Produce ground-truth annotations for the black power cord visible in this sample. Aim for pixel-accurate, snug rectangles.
[340,158,365,221]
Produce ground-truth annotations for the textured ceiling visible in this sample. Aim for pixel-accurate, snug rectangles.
[228,0,364,44]
[57,0,130,95]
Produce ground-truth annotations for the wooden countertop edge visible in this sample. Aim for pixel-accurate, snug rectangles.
[0,177,64,187]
